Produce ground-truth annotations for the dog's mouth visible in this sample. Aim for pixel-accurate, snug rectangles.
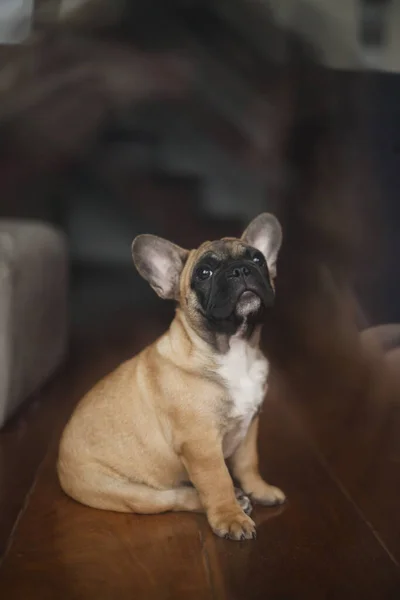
[205,281,274,321]
[235,290,262,319]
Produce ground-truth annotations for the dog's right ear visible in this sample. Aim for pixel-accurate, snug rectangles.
[132,235,189,300]
[241,213,282,279]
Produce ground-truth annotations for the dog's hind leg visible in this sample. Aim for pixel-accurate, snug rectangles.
[60,469,254,515]
[59,470,205,514]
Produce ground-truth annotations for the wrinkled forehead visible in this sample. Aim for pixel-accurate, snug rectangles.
[191,238,248,264]
[181,238,253,289]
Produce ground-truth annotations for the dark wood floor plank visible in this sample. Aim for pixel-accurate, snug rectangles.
[201,376,400,600]
[0,357,85,559]
[0,339,118,560]
[0,450,213,600]
[1,368,399,600]
[284,354,400,567]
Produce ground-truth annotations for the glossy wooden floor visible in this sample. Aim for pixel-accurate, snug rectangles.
[0,307,399,599]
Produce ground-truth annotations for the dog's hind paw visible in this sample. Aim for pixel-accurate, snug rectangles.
[234,487,253,516]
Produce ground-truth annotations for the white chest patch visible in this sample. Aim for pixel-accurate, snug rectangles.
[216,337,269,458]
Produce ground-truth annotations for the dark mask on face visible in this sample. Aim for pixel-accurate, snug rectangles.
[191,246,275,333]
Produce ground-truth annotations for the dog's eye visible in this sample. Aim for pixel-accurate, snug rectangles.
[196,266,213,281]
[252,251,265,266]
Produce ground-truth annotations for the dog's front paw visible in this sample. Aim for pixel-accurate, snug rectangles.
[209,508,256,541]
[247,481,286,506]
[234,487,253,515]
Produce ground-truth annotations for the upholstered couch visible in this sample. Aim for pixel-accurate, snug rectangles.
[0,220,68,427]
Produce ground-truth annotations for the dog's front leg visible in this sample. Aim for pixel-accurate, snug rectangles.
[229,416,286,506]
[180,436,256,540]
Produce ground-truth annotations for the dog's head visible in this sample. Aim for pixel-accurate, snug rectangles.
[132,213,282,338]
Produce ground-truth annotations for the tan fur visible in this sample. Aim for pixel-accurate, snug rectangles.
[58,226,285,541]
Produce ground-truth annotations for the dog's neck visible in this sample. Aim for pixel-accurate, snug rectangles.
[169,307,263,359]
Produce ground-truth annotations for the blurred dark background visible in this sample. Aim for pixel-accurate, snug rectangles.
[0,0,399,335]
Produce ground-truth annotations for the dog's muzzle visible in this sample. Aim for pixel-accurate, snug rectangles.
[206,260,274,320]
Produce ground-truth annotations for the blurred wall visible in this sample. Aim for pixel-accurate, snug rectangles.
[271,0,399,72]
[0,0,33,43]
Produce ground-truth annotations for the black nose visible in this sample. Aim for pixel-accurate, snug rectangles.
[228,265,250,278]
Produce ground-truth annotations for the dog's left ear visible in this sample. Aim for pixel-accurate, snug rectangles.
[241,213,282,278]
[132,234,189,300]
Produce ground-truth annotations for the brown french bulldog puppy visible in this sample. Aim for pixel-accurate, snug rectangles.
[58,213,286,541]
